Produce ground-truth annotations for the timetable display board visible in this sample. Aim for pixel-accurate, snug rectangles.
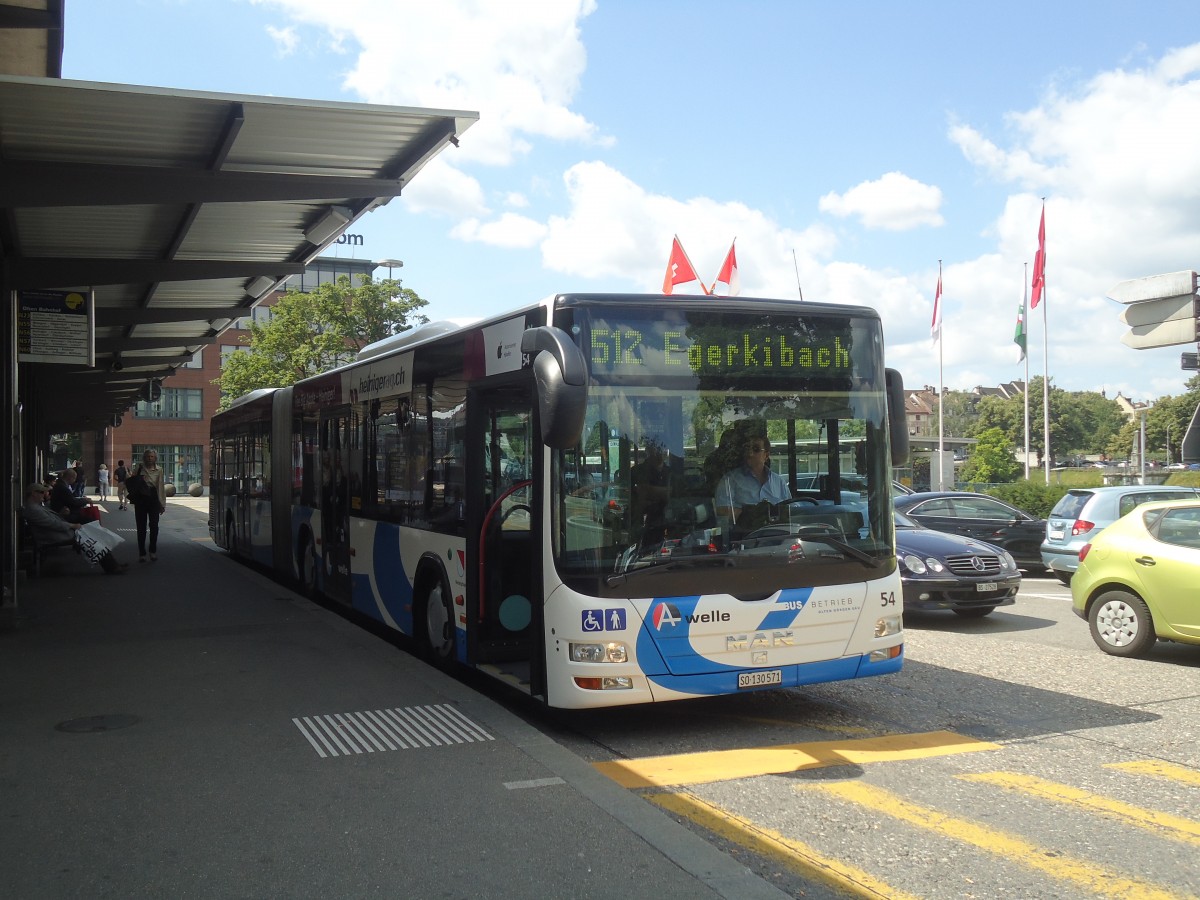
[17,289,95,366]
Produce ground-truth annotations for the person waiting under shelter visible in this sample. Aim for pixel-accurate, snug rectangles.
[22,482,126,575]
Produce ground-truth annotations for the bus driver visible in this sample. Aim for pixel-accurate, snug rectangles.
[713,428,790,529]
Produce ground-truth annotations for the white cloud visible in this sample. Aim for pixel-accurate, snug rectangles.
[398,158,488,218]
[253,0,606,168]
[265,24,299,57]
[451,212,547,249]
[818,172,945,230]
[537,161,835,295]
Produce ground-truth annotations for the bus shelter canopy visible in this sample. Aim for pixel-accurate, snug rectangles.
[1,72,477,433]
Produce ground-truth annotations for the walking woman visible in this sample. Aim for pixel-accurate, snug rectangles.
[97,463,110,500]
[132,449,167,562]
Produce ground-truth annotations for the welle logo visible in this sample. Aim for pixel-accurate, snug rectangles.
[651,602,730,630]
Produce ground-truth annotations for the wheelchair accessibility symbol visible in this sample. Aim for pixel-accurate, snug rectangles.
[582,608,627,632]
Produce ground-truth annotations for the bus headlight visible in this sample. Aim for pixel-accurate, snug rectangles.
[569,641,629,664]
[874,615,902,638]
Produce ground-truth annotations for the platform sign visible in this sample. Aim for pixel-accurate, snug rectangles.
[17,289,95,365]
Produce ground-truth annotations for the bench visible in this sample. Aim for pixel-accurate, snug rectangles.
[19,518,77,577]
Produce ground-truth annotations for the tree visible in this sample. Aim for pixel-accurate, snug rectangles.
[960,427,1021,483]
[216,274,427,407]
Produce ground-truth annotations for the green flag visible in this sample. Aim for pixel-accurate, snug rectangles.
[1014,287,1027,363]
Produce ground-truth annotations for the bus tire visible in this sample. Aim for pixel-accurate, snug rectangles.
[298,531,320,600]
[418,572,456,670]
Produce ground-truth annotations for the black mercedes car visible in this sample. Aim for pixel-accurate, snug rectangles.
[895,510,1021,617]
[893,491,1047,572]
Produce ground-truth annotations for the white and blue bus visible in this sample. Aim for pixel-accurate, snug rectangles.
[210,293,910,709]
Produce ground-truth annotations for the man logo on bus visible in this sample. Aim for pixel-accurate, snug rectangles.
[652,603,682,630]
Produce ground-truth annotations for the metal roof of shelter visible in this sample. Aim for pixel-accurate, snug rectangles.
[1,73,478,433]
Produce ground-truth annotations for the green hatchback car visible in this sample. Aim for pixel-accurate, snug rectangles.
[1071,498,1200,657]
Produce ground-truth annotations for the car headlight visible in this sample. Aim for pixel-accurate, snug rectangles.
[901,554,944,574]
[1002,550,1017,570]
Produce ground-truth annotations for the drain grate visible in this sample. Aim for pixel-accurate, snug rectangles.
[56,714,141,733]
[293,703,494,758]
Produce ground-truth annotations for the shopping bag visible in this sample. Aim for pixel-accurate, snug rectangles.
[76,521,124,565]
[78,504,101,523]
[125,471,149,502]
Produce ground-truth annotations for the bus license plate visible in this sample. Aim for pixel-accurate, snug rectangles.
[976,582,998,592]
[738,669,782,689]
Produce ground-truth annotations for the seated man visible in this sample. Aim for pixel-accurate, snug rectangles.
[22,482,126,575]
[49,468,94,523]
[713,432,790,530]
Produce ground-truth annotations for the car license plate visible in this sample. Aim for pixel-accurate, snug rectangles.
[1049,529,1064,540]
[738,669,782,689]
[976,582,998,592]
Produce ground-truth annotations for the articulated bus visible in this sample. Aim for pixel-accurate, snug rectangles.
[210,293,910,709]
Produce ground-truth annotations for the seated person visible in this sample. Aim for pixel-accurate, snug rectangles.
[713,433,790,530]
[49,468,93,523]
[22,482,126,574]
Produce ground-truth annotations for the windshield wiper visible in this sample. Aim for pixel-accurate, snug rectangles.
[606,555,736,587]
[793,529,883,567]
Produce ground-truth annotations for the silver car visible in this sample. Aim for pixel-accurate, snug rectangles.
[1041,484,1200,583]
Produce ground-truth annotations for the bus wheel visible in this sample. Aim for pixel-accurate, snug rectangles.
[420,579,456,669]
[299,534,320,600]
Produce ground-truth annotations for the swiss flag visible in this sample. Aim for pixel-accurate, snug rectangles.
[662,235,704,294]
[1030,206,1046,308]
[710,241,740,296]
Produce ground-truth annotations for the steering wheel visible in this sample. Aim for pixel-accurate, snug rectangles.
[792,497,820,506]
[499,504,532,527]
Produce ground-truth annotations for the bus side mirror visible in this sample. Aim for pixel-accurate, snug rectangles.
[886,368,909,467]
[521,326,588,449]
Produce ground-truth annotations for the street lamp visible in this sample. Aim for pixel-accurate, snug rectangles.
[376,258,404,280]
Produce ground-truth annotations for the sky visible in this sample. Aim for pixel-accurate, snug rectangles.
[62,0,1200,402]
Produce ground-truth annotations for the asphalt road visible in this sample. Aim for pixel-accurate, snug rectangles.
[162,502,1200,898]
[515,576,1200,899]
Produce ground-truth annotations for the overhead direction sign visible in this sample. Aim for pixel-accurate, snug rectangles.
[1108,270,1197,304]
[1111,270,1199,350]
[1121,317,1199,349]
[1119,293,1196,327]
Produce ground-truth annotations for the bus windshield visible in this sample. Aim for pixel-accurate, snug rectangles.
[554,304,895,597]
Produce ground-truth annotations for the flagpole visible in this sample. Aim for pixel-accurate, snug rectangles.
[1023,262,1030,481]
[937,260,944,491]
[1040,201,1050,485]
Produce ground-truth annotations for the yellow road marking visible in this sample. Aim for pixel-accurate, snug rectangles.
[650,791,917,900]
[961,771,1200,845]
[805,781,1183,900]
[1109,759,1200,788]
[593,730,999,788]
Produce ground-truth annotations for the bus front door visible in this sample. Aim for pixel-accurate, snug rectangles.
[467,384,542,693]
[318,409,352,606]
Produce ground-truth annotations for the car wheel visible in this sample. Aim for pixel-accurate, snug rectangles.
[1055,571,1072,586]
[952,606,997,618]
[1088,589,1156,657]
